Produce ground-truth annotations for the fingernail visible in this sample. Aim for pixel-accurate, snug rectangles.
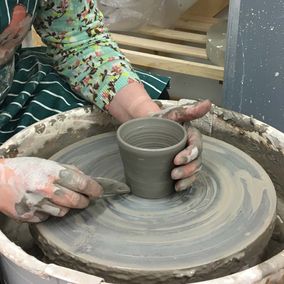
[54,188,65,196]
[59,207,69,217]
[176,147,199,165]
[41,204,61,216]
[187,147,199,163]
[175,175,197,192]
[59,169,72,182]
[178,156,190,165]
[175,183,191,192]
[172,168,182,180]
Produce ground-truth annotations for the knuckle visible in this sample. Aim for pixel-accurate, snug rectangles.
[68,192,81,207]
[75,175,88,191]
[59,208,69,217]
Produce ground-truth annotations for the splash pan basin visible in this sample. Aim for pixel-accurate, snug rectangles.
[30,132,277,283]
[0,100,284,284]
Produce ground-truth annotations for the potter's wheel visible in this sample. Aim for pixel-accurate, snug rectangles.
[32,132,276,283]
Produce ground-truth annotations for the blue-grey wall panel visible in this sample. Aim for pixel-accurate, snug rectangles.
[224,0,284,131]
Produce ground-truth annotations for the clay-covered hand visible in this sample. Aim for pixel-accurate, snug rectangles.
[153,100,212,191]
[0,157,103,223]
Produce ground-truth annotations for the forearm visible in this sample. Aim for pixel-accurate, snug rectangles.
[34,0,143,114]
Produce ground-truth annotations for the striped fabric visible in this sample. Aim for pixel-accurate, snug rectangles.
[0,47,86,144]
[0,47,170,144]
[0,0,170,145]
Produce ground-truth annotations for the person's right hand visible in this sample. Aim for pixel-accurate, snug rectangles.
[0,157,103,223]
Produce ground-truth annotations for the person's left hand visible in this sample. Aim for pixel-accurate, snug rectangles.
[153,100,212,192]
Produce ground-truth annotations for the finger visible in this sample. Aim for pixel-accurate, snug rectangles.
[174,146,199,166]
[50,185,90,209]
[174,128,202,165]
[175,174,198,192]
[179,100,212,121]
[34,199,69,217]
[57,167,128,198]
[0,30,16,44]
[26,212,50,223]
[171,157,202,180]
[57,168,103,198]
[18,211,50,223]
[154,100,211,123]
[186,126,202,147]
[153,100,163,108]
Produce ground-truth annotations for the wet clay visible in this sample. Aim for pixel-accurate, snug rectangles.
[31,132,277,283]
[117,117,187,198]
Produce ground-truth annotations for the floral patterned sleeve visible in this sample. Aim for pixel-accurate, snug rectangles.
[34,0,141,111]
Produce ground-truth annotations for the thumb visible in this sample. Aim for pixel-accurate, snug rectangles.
[152,100,211,122]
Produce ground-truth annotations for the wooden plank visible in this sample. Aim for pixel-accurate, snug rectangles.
[184,15,220,25]
[182,0,229,19]
[112,33,207,59]
[121,49,224,81]
[176,15,221,33]
[176,15,220,33]
[136,26,206,44]
[32,28,44,46]
[176,20,212,33]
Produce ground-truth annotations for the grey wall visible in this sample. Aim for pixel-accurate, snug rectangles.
[224,0,284,131]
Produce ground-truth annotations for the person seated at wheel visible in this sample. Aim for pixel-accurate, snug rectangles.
[0,0,211,222]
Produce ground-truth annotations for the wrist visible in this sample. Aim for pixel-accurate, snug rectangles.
[108,82,160,122]
[128,95,160,118]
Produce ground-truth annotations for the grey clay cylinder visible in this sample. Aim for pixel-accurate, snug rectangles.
[117,117,187,199]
